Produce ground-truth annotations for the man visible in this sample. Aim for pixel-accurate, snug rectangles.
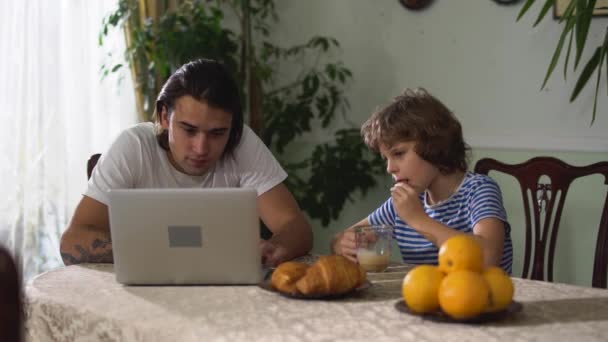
[60,59,313,267]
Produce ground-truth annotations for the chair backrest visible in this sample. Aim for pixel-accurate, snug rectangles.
[87,153,102,180]
[474,156,608,288]
[0,246,21,342]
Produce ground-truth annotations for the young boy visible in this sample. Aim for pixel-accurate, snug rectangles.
[331,88,512,273]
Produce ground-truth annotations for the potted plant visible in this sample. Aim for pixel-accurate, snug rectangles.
[100,0,385,230]
[518,0,608,123]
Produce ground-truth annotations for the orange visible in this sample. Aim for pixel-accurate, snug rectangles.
[438,270,489,320]
[438,235,484,274]
[482,266,514,312]
[402,265,445,314]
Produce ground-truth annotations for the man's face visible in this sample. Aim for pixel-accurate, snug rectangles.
[161,96,232,176]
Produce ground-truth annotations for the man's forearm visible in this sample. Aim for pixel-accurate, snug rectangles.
[270,218,313,260]
[60,225,113,265]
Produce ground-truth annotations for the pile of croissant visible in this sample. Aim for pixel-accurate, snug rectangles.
[270,255,367,296]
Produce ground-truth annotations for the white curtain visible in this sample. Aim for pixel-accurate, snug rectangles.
[0,0,137,281]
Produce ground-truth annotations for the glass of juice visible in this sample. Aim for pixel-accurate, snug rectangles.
[355,225,392,272]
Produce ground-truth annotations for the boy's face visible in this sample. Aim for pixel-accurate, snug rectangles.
[161,95,232,176]
[379,141,439,194]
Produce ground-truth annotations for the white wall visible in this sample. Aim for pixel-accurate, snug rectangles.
[269,0,608,287]
[271,0,607,151]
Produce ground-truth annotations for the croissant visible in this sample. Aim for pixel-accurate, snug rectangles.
[295,255,367,296]
[271,261,310,295]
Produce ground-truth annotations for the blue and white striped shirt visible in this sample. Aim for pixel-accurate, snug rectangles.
[369,172,513,274]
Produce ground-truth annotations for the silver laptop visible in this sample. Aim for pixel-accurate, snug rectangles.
[108,188,263,285]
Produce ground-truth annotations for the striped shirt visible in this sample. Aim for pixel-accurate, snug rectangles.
[368,172,513,274]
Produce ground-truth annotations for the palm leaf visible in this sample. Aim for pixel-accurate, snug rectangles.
[534,0,556,27]
[574,0,596,68]
[517,0,537,22]
[570,47,601,102]
[542,17,576,89]
[520,0,606,124]
[591,46,606,125]
[564,25,575,80]
[604,27,608,96]
[559,0,577,23]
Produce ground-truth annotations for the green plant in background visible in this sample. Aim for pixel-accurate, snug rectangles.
[100,0,385,227]
[518,0,608,124]
[100,0,240,116]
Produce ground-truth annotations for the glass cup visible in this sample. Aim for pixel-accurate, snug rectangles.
[355,224,393,273]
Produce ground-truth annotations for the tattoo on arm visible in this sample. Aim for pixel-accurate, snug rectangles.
[61,238,113,265]
[60,252,80,265]
[91,238,111,249]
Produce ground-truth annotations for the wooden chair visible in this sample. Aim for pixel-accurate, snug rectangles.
[474,156,608,288]
[0,246,21,342]
[87,153,102,180]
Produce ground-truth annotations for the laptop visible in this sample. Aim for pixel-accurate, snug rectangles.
[108,188,263,285]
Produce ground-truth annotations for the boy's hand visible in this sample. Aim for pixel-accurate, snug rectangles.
[331,228,358,263]
[391,182,426,227]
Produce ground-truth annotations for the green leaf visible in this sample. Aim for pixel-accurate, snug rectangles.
[111,64,123,72]
[570,47,601,102]
[315,37,329,51]
[591,46,605,124]
[574,0,596,68]
[517,0,537,22]
[326,64,336,80]
[604,27,608,96]
[533,0,555,27]
[558,0,577,23]
[592,29,608,124]
[541,17,576,89]
[564,26,575,80]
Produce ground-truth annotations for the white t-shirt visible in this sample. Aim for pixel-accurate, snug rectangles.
[85,122,287,205]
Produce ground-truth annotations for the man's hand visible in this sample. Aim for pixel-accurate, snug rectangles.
[257,184,313,263]
[259,239,289,267]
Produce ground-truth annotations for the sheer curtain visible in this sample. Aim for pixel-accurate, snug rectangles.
[0,0,137,280]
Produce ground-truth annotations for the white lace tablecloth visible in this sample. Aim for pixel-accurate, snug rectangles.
[25,262,608,342]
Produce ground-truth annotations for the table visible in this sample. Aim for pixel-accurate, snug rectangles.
[25,262,608,341]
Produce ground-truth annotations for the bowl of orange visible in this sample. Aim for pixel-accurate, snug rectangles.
[396,235,522,323]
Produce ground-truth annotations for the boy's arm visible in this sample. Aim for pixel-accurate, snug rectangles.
[408,215,505,267]
[391,181,506,267]
[472,218,505,267]
[330,218,369,263]
[60,196,113,265]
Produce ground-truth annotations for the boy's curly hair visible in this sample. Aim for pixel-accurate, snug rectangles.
[361,87,470,174]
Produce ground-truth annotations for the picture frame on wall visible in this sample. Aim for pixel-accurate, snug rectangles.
[554,0,608,18]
